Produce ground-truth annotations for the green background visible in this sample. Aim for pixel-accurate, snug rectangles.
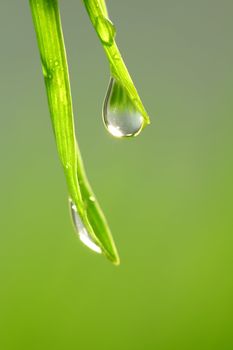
[0,1,233,349]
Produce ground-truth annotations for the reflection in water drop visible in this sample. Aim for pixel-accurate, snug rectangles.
[103,78,144,138]
[69,199,102,254]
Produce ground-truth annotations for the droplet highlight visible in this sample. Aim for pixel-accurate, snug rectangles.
[69,199,102,254]
[96,16,116,46]
[103,78,144,138]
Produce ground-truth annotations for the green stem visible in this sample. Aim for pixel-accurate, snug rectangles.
[98,0,108,17]
[29,0,120,265]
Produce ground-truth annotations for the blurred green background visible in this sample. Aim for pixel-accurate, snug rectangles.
[0,1,233,349]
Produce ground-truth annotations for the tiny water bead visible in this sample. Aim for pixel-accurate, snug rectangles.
[96,15,116,46]
[103,78,144,138]
[69,199,102,254]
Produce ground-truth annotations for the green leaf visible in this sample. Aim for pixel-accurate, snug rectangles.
[29,0,120,265]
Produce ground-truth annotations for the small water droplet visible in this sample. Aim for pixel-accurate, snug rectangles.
[89,196,96,202]
[42,64,53,81]
[103,78,144,138]
[69,199,102,254]
[42,64,48,78]
[113,53,120,61]
[96,16,116,46]
[65,162,71,170]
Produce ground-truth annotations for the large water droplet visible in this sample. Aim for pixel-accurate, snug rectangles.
[103,78,144,138]
[96,16,116,46]
[69,199,102,254]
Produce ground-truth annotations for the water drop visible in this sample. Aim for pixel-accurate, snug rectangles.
[103,78,144,138]
[65,162,71,170]
[96,16,116,46]
[69,199,102,254]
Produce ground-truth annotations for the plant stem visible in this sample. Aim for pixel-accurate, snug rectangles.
[98,0,108,17]
[29,0,120,264]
